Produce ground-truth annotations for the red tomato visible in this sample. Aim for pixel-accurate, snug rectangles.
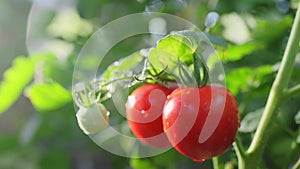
[126,84,173,148]
[163,85,240,162]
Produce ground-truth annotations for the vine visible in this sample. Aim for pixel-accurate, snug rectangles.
[234,3,300,169]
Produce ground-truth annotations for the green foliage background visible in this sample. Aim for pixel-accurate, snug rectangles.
[0,0,299,168]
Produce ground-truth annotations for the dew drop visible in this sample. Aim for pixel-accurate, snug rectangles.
[166,122,170,127]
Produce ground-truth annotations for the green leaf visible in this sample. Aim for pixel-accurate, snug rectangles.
[226,65,273,95]
[149,32,196,82]
[101,51,145,80]
[222,42,262,62]
[239,108,264,133]
[174,30,226,52]
[149,48,179,73]
[0,57,34,114]
[155,33,195,64]
[253,15,293,43]
[149,48,195,86]
[130,158,157,169]
[226,67,253,95]
[25,82,72,112]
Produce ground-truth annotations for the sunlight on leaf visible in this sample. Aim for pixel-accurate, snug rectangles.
[25,82,72,112]
[0,57,34,114]
[155,34,194,64]
[253,15,293,43]
[149,32,195,74]
[222,42,263,62]
[130,158,156,169]
[101,52,145,80]
[226,67,253,95]
[226,65,273,95]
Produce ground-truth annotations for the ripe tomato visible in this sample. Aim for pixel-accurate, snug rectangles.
[163,85,240,161]
[126,84,173,148]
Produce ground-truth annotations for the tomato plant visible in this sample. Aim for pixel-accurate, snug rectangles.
[163,85,239,162]
[1,1,300,169]
[126,84,173,148]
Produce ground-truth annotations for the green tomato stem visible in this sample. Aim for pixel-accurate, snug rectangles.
[292,157,300,169]
[236,3,300,169]
[193,53,202,86]
[285,84,300,97]
[212,157,220,169]
[193,52,210,87]
[233,138,246,158]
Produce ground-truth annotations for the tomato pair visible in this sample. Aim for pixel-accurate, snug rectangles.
[125,83,240,162]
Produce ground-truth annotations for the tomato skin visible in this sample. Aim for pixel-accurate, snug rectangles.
[126,84,173,148]
[163,85,240,161]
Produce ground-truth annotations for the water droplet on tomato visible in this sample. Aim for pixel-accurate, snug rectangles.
[193,158,206,163]
[166,122,170,127]
[141,110,145,114]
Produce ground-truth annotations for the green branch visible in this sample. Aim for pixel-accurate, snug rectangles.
[233,139,246,158]
[285,84,300,97]
[236,3,300,169]
[292,157,300,169]
[212,157,220,169]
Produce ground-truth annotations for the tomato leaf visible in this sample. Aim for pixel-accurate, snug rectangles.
[0,57,34,114]
[226,65,273,95]
[221,42,263,62]
[101,51,145,80]
[174,30,224,53]
[253,15,293,43]
[226,68,253,95]
[149,32,196,83]
[149,48,195,86]
[130,158,156,169]
[149,32,196,73]
[155,33,195,64]
[149,48,178,73]
[239,108,264,133]
[25,82,72,112]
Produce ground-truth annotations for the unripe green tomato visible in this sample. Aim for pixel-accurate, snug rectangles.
[76,103,110,135]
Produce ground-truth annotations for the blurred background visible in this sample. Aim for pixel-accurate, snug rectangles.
[0,0,299,169]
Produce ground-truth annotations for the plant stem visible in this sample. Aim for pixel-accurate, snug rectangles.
[233,139,246,158]
[236,3,300,169]
[212,157,220,169]
[286,84,300,97]
[292,157,300,169]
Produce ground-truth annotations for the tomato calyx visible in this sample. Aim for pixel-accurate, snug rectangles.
[133,59,175,85]
[192,52,209,87]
